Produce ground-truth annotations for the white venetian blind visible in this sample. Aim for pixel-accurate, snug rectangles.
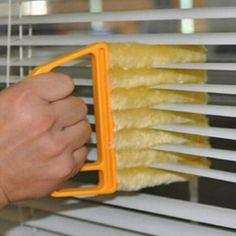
[0,0,236,235]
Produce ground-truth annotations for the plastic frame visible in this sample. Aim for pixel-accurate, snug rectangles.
[28,43,117,197]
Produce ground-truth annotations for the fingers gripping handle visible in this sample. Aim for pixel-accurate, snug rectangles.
[29,43,117,197]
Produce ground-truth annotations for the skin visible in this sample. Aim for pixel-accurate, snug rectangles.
[0,72,91,208]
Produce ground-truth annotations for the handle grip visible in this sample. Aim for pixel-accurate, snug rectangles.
[29,43,117,197]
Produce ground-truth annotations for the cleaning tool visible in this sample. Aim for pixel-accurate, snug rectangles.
[29,42,209,196]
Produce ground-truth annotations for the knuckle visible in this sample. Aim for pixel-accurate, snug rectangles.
[1,83,58,135]
[71,96,88,111]
[78,121,92,144]
[11,87,34,108]
[31,114,56,134]
[77,120,92,137]
[55,160,75,180]
[81,146,89,155]
[70,96,88,118]
[77,147,89,163]
[0,81,33,111]
[78,98,88,117]
[43,135,65,157]
[19,112,56,138]
[84,121,92,137]
[9,90,55,127]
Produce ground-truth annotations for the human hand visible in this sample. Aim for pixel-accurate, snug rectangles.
[0,72,91,208]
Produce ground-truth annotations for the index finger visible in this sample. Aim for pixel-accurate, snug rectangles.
[23,72,75,102]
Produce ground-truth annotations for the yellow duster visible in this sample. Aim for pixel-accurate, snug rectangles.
[108,43,210,191]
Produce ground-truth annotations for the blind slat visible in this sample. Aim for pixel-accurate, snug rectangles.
[0,58,80,67]
[0,206,139,236]
[81,97,93,105]
[151,84,236,95]
[1,60,236,72]
[1,33,236,46]
[153,104,236,118]
[1,7,236,25]
[0,76,93,87]
[88,145,236,162]
[1,62,236,73]
[87,148,97,161]
[156,63,236,71]
[0,220,58,236]
[82,101,236,118]
[89,132,96,144]
[87,114,95,124]
[155,145,236,162]
[153,124,236,140]
[19,198,236,236]
[90,193,236,230]
[152,163,236,183]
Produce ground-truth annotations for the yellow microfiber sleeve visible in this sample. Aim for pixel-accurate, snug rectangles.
[110,68,206,89]
[108,42,210,191]
[112,109,208,131]
[111,88,207,110]
[109,43,207,68]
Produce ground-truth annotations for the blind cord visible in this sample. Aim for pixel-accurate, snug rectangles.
[6,0,12,87]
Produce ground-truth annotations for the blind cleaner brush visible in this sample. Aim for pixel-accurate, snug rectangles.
[29,42,210,197]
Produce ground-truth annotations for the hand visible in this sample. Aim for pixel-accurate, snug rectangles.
[0,72,91,208]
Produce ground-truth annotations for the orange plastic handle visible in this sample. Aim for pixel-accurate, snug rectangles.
[28,43,117,197]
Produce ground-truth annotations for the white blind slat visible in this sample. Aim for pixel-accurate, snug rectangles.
[151,84,236,95]
[152,104,236,118]
[87,114,95,124]
[1,7,236,25]
[19,198,236,236]
[0,58,81,67]
[87,148,97,161]
[0,220,58,236]
[0,76,93,87]
[88,145,236,182]
[0,206,139,236]
[156,63,236,71]
[90,193,236,230]
[1,60,236,72]
[152,163,236,183]
[1,33,236,46]
[152,125,236,140]
[81,97,93,105]
[89,132,96,144]
[154,145,236,162]
[88,145,236,162]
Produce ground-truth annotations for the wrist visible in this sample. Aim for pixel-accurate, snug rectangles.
[0,186,9,209]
